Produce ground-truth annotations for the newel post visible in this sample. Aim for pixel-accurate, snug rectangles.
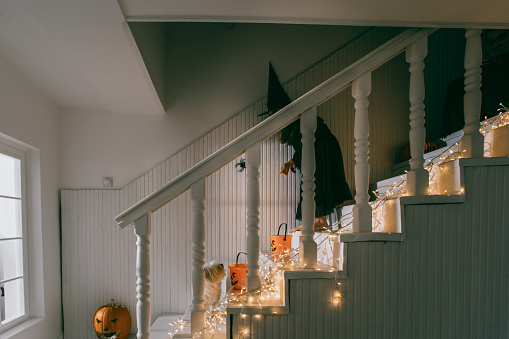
[300,106,318,269]
[460,28,484,158]
[406,36,430,196]
[134,214,151,339]
[246,142,262,291]
[191,178,206,336]
[352,72,373,233]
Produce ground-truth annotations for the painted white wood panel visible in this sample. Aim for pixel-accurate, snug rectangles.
[229,162,508,339]
[230,278,341,338]
[61,189,138,339]
[61,27,467,337]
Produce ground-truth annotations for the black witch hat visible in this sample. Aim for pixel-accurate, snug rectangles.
[258,63,292,117]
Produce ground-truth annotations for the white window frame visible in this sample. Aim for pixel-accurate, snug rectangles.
[0,139,30,333]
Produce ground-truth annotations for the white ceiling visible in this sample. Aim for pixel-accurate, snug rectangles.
[0,0,164,114]
[0,0,508,115]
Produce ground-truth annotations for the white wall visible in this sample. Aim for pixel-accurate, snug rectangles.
[163,23,369,143]
[59,24,369,189]
[60,27,409,338]
[0,59,62,339]
[59,25,467,190]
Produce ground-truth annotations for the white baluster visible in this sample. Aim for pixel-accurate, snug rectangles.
[406,36,430,196]
[191,178,206,336]
[460,28,484,158]
[300,106,318,269]
[246,142,262,291]
[352,72,373,233]
[134,214,151,339]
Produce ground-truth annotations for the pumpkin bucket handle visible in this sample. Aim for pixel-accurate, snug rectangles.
[236,252,247,265]
[277,223,288,241]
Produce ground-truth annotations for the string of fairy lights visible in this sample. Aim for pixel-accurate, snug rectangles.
[167,104,509,338]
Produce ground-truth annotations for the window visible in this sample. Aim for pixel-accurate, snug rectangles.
[0,141,29,330]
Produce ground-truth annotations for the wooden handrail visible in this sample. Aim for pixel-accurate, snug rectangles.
[115,27,436,229]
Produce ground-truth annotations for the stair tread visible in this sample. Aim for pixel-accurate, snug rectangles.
[173,333,226,339]
[151,313,226,338]
[227,265,340,315]
[151,313,185,331]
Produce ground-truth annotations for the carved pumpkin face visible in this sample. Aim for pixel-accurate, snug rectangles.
[229,264,248,290]
[93,299,131,339]
[231,272,238,286]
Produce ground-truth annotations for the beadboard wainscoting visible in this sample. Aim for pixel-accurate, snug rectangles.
[61,27,467,338]
[228,161,509,339]
[341,163,509,339]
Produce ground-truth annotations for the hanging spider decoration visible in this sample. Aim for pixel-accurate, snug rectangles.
[235,158,246,172]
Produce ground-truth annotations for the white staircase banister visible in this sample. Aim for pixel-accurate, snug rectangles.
[406,36,430,196]
[352,71,373,233]
[134,214,151,339]
[246,142,262,291]
[115,27,436,229]
[191,178,206,336]
[300,106,318,268]
[460,28,484,158]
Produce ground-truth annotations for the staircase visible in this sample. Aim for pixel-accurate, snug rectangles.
[226,157,509,339]
[115,27,509,339]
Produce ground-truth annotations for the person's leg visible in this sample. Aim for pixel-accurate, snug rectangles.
[290,216,329,233]
[313,216,329,231]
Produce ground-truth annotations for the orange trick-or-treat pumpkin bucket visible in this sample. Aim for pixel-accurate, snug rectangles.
[229,252,248,290]
[270,223,293,257]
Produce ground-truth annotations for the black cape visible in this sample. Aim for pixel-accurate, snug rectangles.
[281,117,353,220]
[440,52,509,138]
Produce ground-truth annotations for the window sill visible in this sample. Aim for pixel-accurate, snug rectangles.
[0,317,44,339]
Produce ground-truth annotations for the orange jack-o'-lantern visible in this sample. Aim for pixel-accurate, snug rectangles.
[93,299,131,339]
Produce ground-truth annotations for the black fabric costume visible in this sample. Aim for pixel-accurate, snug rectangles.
[440,52,509,138]
[281,117,353,220]
[262,62,352,220]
